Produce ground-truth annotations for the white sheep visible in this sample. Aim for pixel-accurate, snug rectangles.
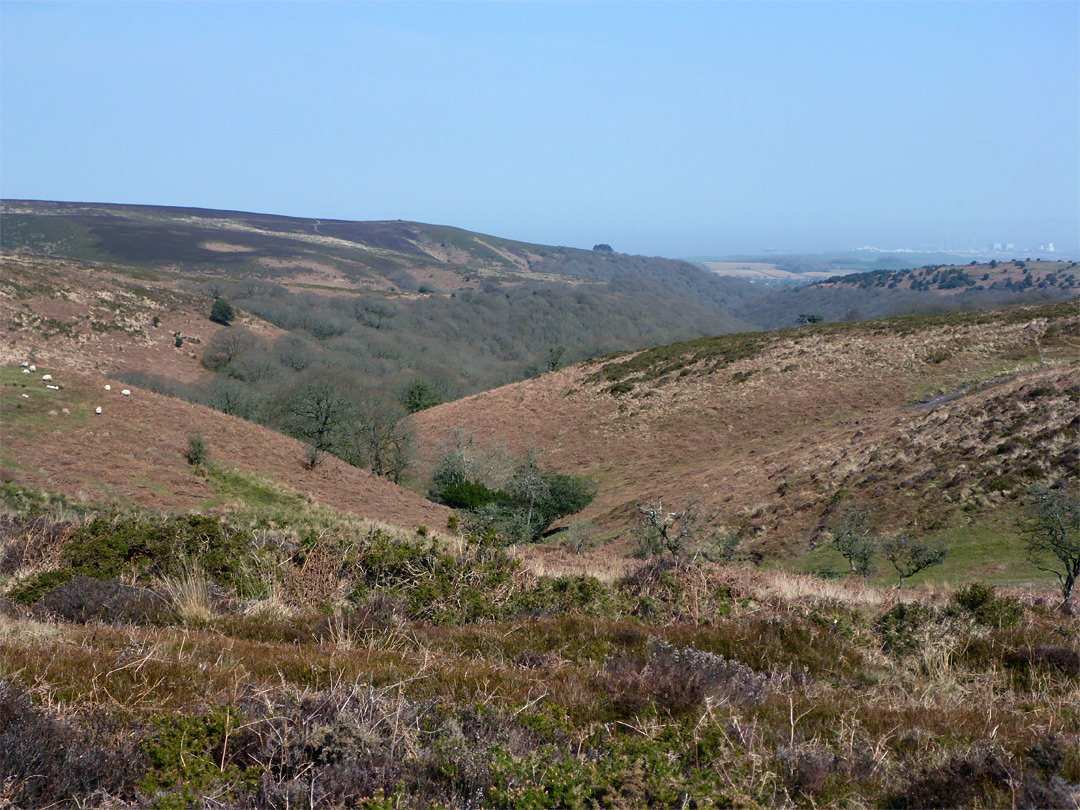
[20,362,28,368]
[46,385,60,390]
[22,369,29,375]
[104,384,112,391]
[95,406,102,414]
[121,389,131,396]
[42,374,53,382]
[28,365,36,372]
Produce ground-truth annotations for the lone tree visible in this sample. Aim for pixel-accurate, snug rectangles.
[827,507,878,579]
[636,497,718,559]
[398,380,443,414]
[545,346,565,372]
[592,244,614,254]
[883,536,948,591]
[201,327,259,370]
[1019,485,1080,602]
[209,298,235,326]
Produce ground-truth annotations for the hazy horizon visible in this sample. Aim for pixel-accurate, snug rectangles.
[2,2,1077,258]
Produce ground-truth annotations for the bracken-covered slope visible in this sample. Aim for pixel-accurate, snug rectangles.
[0,252,280,383]
[413,302,1079,561]
[0,364,450,530]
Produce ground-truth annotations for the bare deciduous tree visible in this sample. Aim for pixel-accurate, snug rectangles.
[348,397,414,484]
[201,327,260,370]
[636,497,719,559]
[883,535,947,591]
[1020,485,1080,602]
[276,374,356,453]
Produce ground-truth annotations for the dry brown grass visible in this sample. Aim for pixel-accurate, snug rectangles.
[159,559,216,626]
[413,306,1079,562]
[0,365,452,528]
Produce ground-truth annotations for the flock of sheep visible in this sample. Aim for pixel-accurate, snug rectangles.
[19,362,131,412]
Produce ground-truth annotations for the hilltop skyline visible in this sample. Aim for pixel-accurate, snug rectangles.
[2,1,1077,257]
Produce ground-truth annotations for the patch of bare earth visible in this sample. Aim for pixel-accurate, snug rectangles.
[1,368,451,529]
[413,311,1080,553]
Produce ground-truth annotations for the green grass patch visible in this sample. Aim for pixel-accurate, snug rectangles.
[782,507,1058,591]
[0,365,95,438]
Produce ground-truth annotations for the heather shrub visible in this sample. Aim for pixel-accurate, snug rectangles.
[1004,645,1080,677]
[34,576,174,625]
[0,679,144,807]
[885,748,1018,809]
[603,640,771,720]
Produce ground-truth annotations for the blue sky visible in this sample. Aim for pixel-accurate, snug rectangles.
[2,1,1077,256]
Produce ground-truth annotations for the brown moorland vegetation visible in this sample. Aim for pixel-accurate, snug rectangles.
[0,495,1076,809]
[0,364,449,529]
[413,303,1080,564]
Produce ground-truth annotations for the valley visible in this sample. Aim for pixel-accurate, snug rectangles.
[0,201,1077,809]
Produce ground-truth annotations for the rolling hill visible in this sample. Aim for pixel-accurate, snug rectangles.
[0,362,450,529]
[412,302,1079,584]
[1,203,1078,810]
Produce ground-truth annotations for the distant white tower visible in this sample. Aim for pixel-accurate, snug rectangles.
[1048,243,1055,252]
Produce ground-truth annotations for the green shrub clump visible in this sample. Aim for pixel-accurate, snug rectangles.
[184,433,209,466]
[208,299,234,325]
[951,582,1023,628]
[61,513,251,590]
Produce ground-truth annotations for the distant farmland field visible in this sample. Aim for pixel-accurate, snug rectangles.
[701,261,835,282]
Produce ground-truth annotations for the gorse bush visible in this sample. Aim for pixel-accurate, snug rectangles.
[951,581,1023,628]
[184,433,209,465]
[61,513,251,590]
[347,531,517,624]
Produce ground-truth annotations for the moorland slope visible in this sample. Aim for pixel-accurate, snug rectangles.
[0,363,449,528]
[414,302,1079,577]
